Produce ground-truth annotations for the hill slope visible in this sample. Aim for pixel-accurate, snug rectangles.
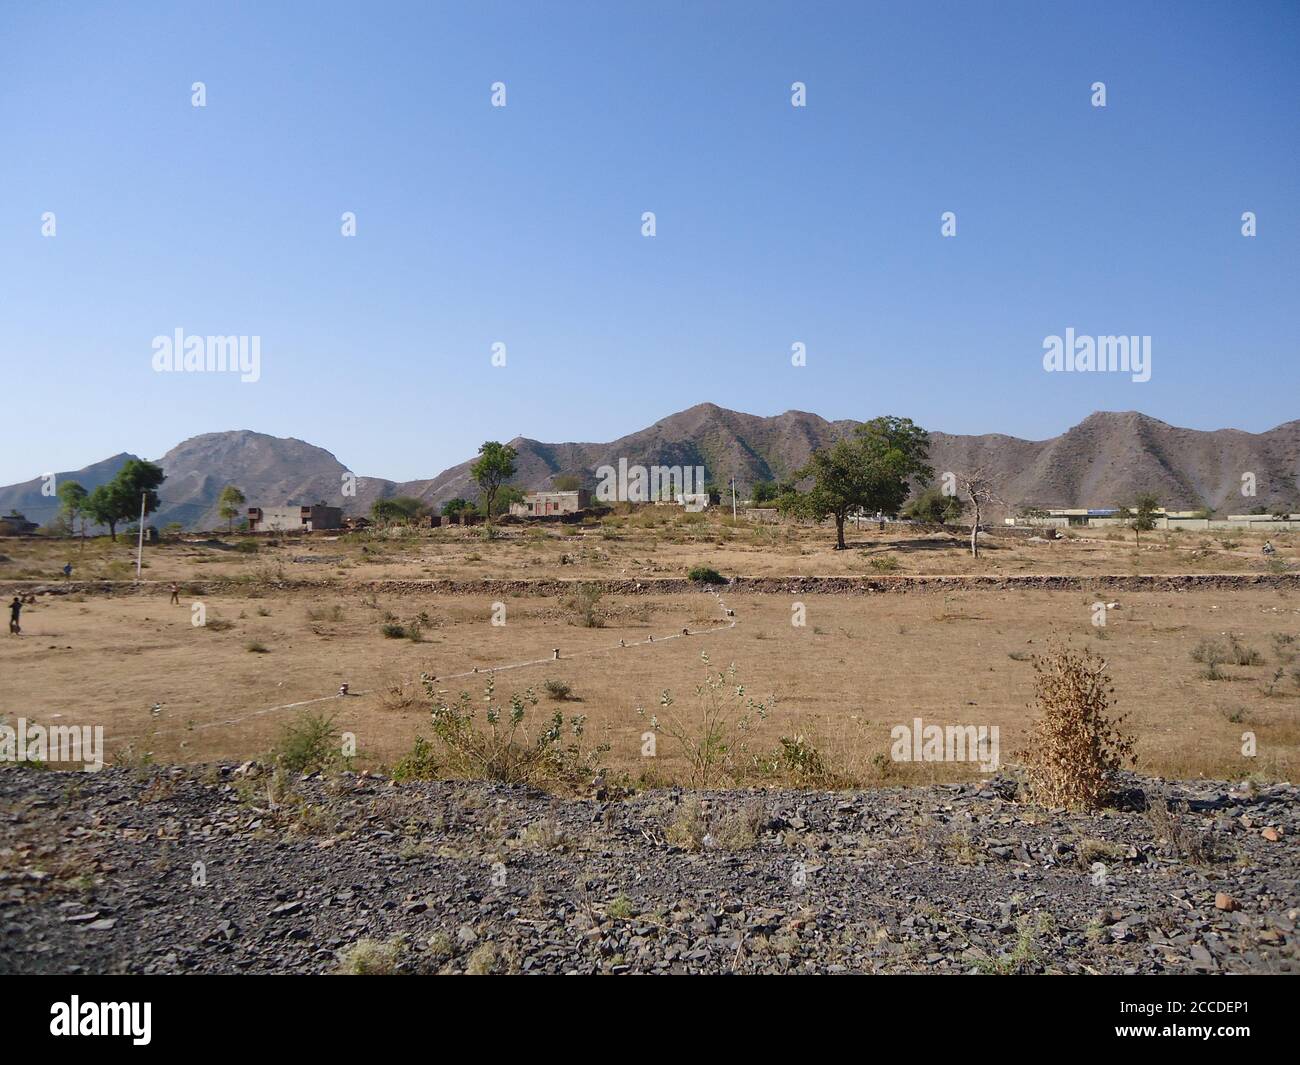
[3,407,1297,529]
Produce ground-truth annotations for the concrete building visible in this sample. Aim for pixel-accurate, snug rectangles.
[1006,507,1300,532]
[247,502,343,533]
[509,490,591,518]
[0,511,39,535]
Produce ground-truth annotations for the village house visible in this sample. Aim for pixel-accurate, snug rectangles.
[509,490,591,518]
[247,502,343,533]
[0,511,39,535]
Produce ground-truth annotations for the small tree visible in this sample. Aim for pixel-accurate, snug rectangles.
[1129,492,1160,545]
[370,499,403,526]
[441,498,476,519]
[1018,645,1136,810]
[901,484,965,525]
[218,485,246,533]
[57,480,88,545]
[470,441,518,526]
[956,467,1004,558]
[490,485,525,518]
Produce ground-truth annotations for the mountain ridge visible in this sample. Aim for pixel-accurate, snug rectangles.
[2,406,1297,530]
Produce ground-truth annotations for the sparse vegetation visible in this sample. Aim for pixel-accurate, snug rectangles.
[274,710,342,774]
[687,565,726,585]
[421,673,608,791]
[1018,645,1136,810]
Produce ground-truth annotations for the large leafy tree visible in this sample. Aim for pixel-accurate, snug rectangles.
[784,416,932,549]
[218,485,246,533]
[84,460,165,541]
[470,441,518,525]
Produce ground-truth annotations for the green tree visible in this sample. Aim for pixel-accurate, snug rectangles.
[470,441,518,526]
[389,496,428,521]
[84,460,165,541]
[784,417,933,549]
[490,485,525,518]
[441,498,476,519]
[1127,492,1160,545]
[371,498,404,525]
[901,485,964,524]
[751,480,779,505]
[218,484,246,533]
[57,480,89,544]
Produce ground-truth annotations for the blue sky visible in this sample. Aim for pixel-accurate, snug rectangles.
[1,0,1297,485]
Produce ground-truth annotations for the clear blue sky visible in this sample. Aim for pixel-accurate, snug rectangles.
[2,0,1297,485]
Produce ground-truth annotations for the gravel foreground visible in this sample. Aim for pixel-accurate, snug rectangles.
[1,766,1296,975]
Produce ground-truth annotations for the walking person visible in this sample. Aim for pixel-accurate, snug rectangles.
[62,562,73,581]
[8,596,21,635]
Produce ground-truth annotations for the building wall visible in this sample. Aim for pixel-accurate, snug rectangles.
[510,490,590,517]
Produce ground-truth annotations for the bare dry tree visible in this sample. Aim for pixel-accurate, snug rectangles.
[956,467,1006,558]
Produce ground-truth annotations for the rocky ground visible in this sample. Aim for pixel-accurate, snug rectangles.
[0,765,1296,974]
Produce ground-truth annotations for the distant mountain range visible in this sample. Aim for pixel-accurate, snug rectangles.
[3,405,1298,530]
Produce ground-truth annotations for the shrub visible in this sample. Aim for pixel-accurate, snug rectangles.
[666,795,762,851]
[543,679,572,700]
[639,652,770,787]
[275,710,341,774]
[563,583,604,628]
[391,735,440,781]
[1227,636,1262,666]
[336,938,403,975]
[420,673,608,791]
[606,894,635,919]
[866,554,901,573]
[1191,638,1229,679]
[1018,645,1136,810]
[1145,792,1222,864]
[380,622,408,639]
[687,565,726,585]
[768,734,843,787]
[245,639,269,653]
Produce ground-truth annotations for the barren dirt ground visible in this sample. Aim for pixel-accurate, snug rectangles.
[3,516,1297,785]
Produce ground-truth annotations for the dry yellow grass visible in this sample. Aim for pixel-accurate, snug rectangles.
[2,562,1296,785]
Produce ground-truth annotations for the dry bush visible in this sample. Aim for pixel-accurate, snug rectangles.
[1018,644,1135,810]
[563,582,604,627]
[421,672,608,791]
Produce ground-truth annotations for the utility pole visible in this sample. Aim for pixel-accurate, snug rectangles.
[135,491,146,582]
[731,477,737,520]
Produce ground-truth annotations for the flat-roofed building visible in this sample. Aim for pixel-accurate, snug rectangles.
[247,502,342,533]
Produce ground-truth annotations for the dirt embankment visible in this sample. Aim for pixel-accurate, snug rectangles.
[6,572,1300,599]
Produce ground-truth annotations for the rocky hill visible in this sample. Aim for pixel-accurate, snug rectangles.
[2,406,1297,530]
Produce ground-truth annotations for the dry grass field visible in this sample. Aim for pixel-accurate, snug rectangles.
[3,511,1297,787]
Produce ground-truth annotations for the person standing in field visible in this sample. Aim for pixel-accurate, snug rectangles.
[169,582,180,605]
[8,596,21,635]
